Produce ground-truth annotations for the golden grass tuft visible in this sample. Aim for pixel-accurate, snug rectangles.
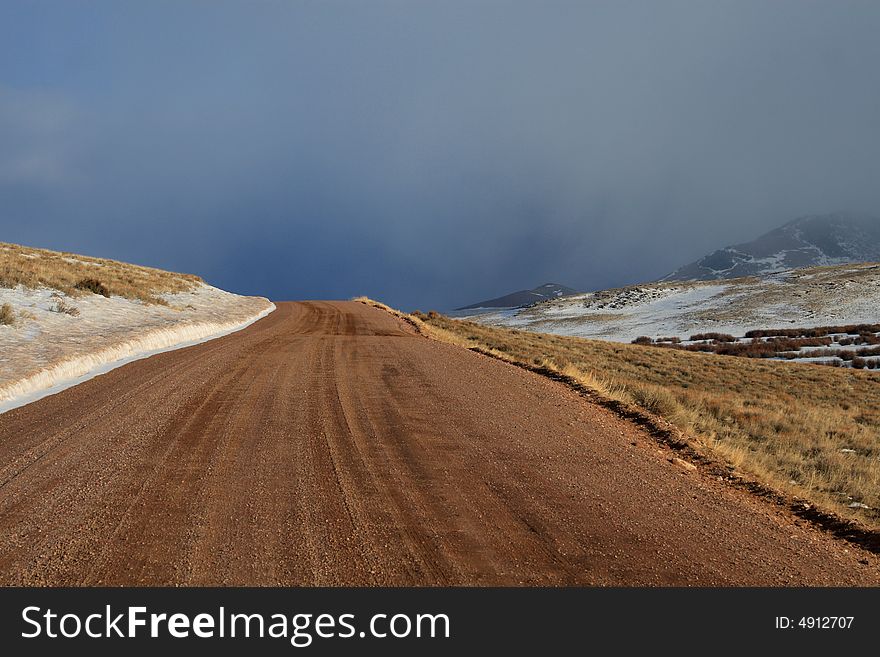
[0,242,203,305]
[0,302,14,326]
[48,294,80,316]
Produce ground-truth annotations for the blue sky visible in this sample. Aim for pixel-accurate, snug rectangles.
[2,1,880,309]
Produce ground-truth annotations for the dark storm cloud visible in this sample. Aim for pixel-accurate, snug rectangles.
[2,1,880,309]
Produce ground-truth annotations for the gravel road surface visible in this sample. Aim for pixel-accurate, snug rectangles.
[0,301,876,585]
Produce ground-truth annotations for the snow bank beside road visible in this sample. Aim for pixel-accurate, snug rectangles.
[0,283,274,413]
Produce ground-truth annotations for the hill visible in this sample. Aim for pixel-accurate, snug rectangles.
[461,262,880,349]
[455,283,578,310]
[665,212,880,281]
[0,242,273,412]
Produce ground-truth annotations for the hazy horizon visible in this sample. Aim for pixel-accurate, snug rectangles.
[3,2,880,309]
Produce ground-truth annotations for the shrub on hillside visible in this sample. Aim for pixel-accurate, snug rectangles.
[74,278,110,297]
[49,294,80,317]
[689,332,736,342]
[0,302,14,326]
[745,323,880,339]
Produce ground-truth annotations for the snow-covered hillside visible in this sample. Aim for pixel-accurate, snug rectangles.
[0,245,273,413]
[463,263,880,344]
[665,212,880,281]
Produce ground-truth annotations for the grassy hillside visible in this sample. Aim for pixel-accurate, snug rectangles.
[361,299,880,531]
[0,242,202,305]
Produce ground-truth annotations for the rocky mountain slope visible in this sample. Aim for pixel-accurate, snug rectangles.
[665,212,880,281]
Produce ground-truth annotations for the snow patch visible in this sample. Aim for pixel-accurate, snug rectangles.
[0,283,274,414]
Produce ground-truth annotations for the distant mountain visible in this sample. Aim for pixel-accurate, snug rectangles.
[456,283,579,310]
[664,212,880,281]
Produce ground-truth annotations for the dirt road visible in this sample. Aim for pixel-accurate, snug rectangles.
[0,301,876,585]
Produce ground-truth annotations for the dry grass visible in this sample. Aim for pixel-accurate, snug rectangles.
[352,296,395,313]
[0,303,14,326]
[48,293,80,317]
[0,242,202,305]
[360,299,880,530]
[352,296,467,342]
